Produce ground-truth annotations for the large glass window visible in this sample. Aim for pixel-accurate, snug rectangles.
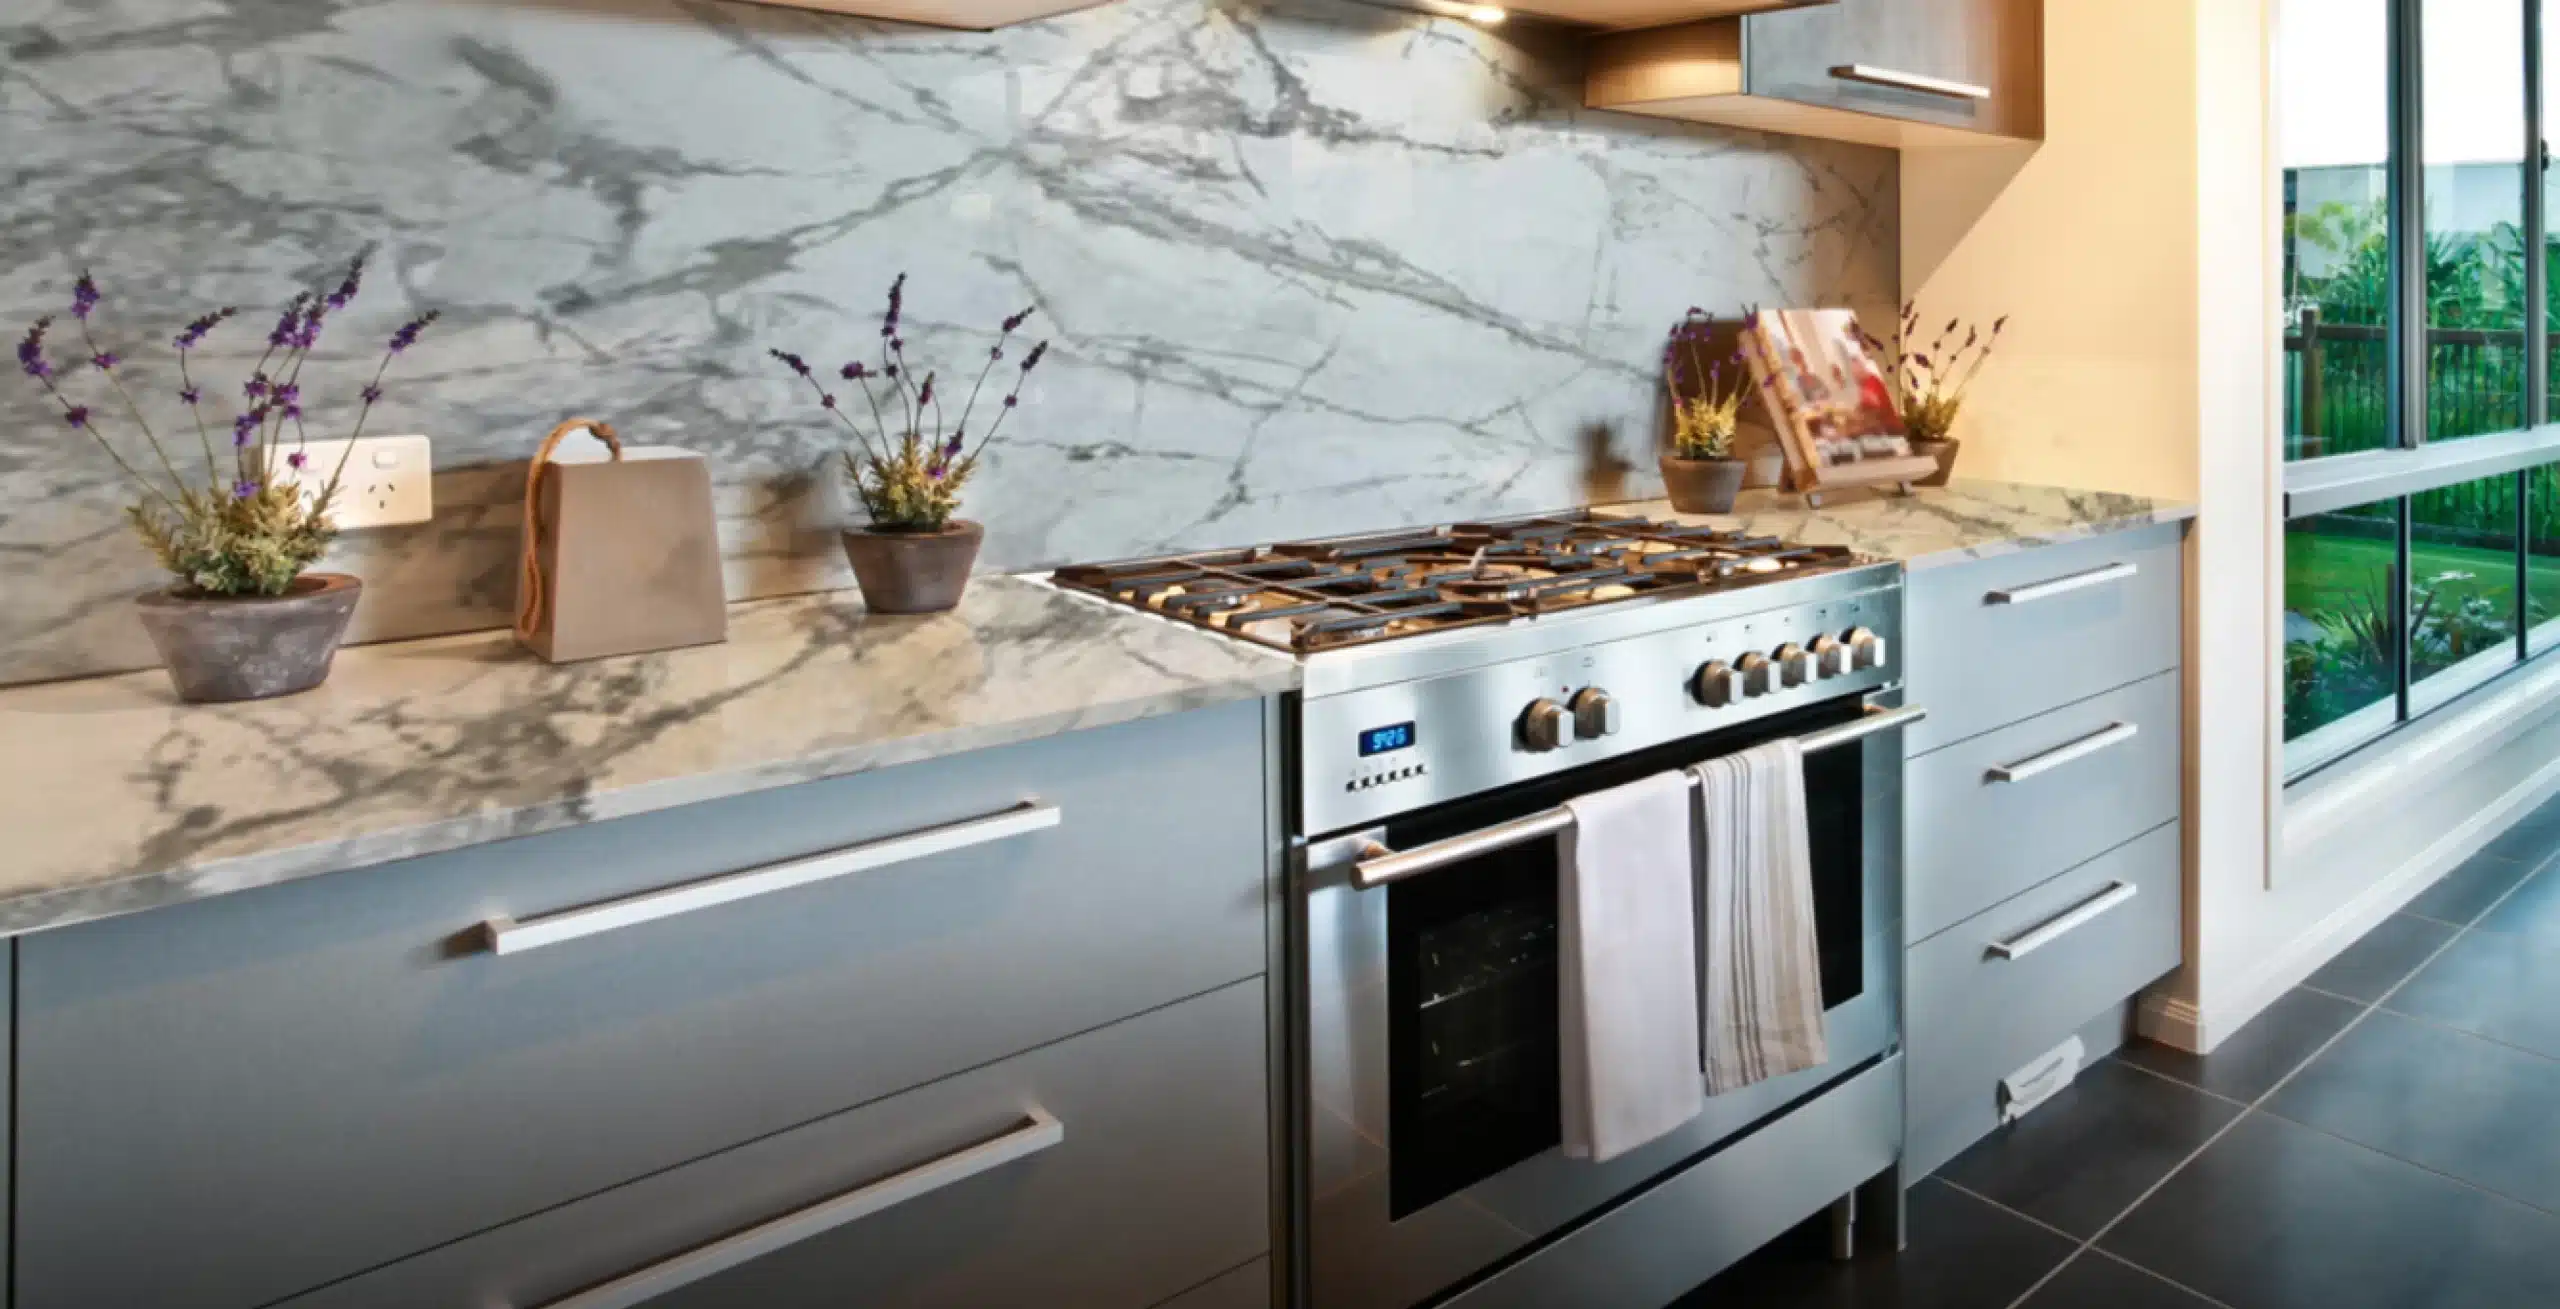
[2281,0,2550,777]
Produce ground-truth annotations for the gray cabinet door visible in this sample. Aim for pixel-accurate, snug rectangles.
[277,979,1270,1309]
[1745,0,2019,134]
[17,700,1268,1309]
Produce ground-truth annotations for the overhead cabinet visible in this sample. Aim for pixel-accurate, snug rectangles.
[1495,0,1833,35]
[1586,0,2043,147]
[731,0,1112,30]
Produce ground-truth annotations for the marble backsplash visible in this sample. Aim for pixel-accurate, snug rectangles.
[0,0,1895,687]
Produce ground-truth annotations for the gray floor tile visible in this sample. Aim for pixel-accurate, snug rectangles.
[1670,1179,2074,1309]
[1937,1060,2242,1238]
[2476,862,2560,942]
[2479,797,2560,866]
[2266,1008,2560,1213]
[2303,913,2459,1003]
[2100,1113,2560,1309]
[2115,987,2363,1102]
[2388,928,2560,1061]
[2017,1254,2221,1309]
[2408,849,2541,925]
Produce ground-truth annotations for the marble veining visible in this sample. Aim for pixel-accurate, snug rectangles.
[0,575,1296,937]
[1607,479,2199,569]
[0,0,1895,686]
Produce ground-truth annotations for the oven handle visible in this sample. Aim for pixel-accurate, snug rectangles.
[1350,704,1926,890]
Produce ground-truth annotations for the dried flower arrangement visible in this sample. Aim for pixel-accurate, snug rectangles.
[12,256,437,596]
[770,273,1048,534]
[1855,303,2007,444]
[1663,307,1747,461]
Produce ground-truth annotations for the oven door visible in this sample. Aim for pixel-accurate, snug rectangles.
[1300,693,1904,1309]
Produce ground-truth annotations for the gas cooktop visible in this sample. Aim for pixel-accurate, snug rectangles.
[1049,510,1872,657]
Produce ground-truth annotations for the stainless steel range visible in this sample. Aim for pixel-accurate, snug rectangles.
[1054,511,1918,1309]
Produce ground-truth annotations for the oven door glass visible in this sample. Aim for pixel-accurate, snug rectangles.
[1382,697,1867,1220]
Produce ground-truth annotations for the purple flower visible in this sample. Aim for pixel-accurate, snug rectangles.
[1003,394,1018,409]
[16,318,51,380]
[1020,341,1048,373]
[326,253,367,311]
[1002,307,1033,333]
[881,272,905,337]
[64,405,89,429]
[173,307,237,351]
[231,478,259,501]
[274,383,300,407]
[179,386,201,405]
[245,374,269,399]
[386,311,438,354]
[989,345,1003,361]
[768,348,811,377]
[69,273,99,321]
[942,434,963,459]
[232,412,260,446]
[89,351,118,372]
[361,383,382,404]
[916,374,934,407]
[820,393,838,410]
[267,294,312,349]
[840,360,867,380]
[884,364,899,379]
[287,451,308,470]
[891,337,905,352]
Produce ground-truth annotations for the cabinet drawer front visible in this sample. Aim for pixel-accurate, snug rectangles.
[1905,825,2182,1177]
[1745,0,2027,135]
[1907,671,2180,943]
[278,980,1271,1309]
[1903,524,2184,755]
[17,702,1269,1309]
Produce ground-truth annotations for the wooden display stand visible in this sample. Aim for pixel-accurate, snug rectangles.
[1737,308,1938,508]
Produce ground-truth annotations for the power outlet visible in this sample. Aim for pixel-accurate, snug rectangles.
[276,435,434,529]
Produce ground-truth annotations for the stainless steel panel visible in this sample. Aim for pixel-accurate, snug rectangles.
[16,701,1268,1309]
[1301,572,1901,835]
[1902,523,2185,755]
[1441,1057,1903,1309]
[1302,728,1902,1309]
[276,980,1271,1309]
[1905,825,2182,1178]
[1154,1259,1273,1309]
[1906,671,2181,943]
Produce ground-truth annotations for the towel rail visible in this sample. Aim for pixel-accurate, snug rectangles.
[1348,703,1927,890]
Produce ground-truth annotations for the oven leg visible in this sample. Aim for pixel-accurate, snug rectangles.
[1856,1164,1909,1254]
[1825,1192,1857,1262]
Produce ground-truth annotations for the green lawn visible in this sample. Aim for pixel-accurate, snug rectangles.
[2285,530,2560,632]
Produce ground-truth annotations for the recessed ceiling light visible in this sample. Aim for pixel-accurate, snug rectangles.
[1467,4,1507,22]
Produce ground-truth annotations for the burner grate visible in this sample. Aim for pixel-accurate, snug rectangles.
[1051,510,1867,654]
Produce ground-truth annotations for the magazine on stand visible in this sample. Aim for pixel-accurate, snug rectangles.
[1739,308,1936,493]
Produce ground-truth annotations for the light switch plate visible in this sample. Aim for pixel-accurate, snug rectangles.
[277,435,434,529]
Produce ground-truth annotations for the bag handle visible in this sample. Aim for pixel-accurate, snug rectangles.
[515,418,623,643]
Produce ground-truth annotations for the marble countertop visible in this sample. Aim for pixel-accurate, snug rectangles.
[1603,479,2196,568]
[0,576,1297,938]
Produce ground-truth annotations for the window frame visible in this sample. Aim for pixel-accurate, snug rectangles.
[2281,0,2552,780]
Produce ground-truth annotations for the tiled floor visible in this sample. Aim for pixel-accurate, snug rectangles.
[1674,818,2560,1309]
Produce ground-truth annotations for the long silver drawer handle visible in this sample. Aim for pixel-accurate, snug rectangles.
[1988,882,2138,961]
[1829,64,1992,101]
[1987,722,2137,784]
[529,1107,1065,1309]
[1984,561,2139,606]
[482,801,1061,955]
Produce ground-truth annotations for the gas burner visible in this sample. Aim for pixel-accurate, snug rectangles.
[1050,510,1870,655]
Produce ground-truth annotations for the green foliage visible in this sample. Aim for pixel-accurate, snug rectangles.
[844,436,975,533]
[131,484,336,597]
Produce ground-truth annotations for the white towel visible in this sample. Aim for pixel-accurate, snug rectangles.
[1558,771,1706,1163]
[1691,739,1829,1095]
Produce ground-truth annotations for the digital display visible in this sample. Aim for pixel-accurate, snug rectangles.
[1359,721,1419,756]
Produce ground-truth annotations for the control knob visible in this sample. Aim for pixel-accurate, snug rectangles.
[1774,642,1813,687]
[1519,698,1576,752]
[1810,634,1848,678]
[1846,627,1888,671]
[1570,688,1621,739]
[1692,659,1739,708]
[1737,652,1777,697]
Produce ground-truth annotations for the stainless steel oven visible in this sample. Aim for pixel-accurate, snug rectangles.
[1288,569,1909,1309]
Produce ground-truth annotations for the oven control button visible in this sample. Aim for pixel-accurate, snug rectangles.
[1519,698,1577,752]
[1737,652,1776,697]
[1846,627,1888,670]
[1569,688,1620,739]
[1810,634,1848,678]
[1774,643,1813,687]
[1692,660,1739,707]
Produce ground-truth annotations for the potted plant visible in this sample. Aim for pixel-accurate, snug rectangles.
[1658,309,1749,514]
[771,274,1047,614]
[1858,304,2007,487]
[12,259,437,702]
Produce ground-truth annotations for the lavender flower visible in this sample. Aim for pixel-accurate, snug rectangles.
[16,318,52,380]
[173,307,237,351]
[69,274,99,321]
[916,374,934,408]
[841,360,868,380]
[231,478,259,501]
[326,252,367,311]
[287,451,308,470]
[232,412,260,447]
[821,393,838,410]
[768,348,812,377]
[274,383,300,408]
[1001,307,1034,333]
[386,311,439,354]
[1020,341,1048,373]
[267,295,312,349]
[64,406,89,429]
[245,375,270,399]
[179,386,201,405]
[881,272,906,338]
[90,351,119,372]
[361,383,382,404]
[943,434,963,459]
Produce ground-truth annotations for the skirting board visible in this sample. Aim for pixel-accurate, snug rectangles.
[2141,735,2560,1053]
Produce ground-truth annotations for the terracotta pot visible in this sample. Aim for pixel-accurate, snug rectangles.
[1910,437,1960,488]
[840,520,984,614]
[1658,454,1748,515]
[133,573,363,704]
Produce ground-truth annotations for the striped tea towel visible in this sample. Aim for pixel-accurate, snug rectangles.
[1691,738,1829,1094]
